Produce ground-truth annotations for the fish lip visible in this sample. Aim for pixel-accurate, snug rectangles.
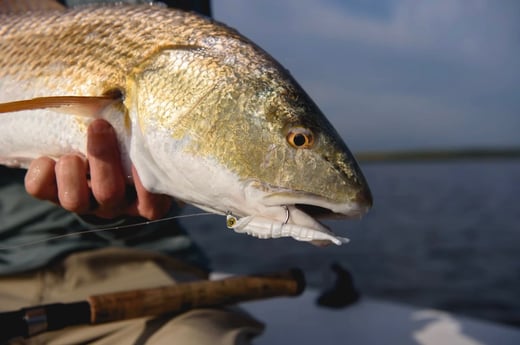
[261,190,370,220]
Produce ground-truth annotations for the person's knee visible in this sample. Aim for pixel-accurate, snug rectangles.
[147,309,264,345]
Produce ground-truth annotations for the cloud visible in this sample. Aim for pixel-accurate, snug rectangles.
[213,0,520,150]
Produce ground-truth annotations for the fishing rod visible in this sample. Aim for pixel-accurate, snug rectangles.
[0,269,305,343]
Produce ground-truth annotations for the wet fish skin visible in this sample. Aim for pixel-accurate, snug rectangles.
[0,4,372,244]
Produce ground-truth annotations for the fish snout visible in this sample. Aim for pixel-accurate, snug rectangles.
[333,155,373,216]
[355,182,373,211]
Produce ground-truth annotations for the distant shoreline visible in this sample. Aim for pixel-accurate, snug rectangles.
[355,148,520,162]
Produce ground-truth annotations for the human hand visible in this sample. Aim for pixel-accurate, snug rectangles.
[24,119,172,220]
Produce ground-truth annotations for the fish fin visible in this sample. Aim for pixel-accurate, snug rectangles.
[0,94,123,118]
[0,0,65,13]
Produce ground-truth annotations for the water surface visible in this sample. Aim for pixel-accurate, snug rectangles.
[182,160,520,326]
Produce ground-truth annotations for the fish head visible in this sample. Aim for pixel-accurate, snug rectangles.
[219,73,373,245]
[127,21,372,244]
[252,81,373,218]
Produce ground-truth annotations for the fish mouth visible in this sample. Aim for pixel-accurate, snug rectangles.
[263,191,370,220]
[228,182,371,245]
[235,192,369,245]
[295,203,363,220]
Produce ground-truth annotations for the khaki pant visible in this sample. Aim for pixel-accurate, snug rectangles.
[0,248,264,345]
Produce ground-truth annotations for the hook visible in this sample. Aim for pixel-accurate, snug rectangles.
[283,205,290,225]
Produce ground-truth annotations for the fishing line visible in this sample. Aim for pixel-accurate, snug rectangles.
[0,212,214,250]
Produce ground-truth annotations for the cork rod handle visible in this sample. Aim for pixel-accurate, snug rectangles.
[88,269,305,324]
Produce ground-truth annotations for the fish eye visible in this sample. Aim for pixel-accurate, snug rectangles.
[287,127,314,149]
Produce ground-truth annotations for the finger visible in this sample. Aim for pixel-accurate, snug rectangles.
[87,119,126,214]
[25,157,58,202]
[55,154,90,213]
[128,165,172,220]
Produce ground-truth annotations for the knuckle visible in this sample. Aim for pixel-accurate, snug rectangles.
[25,157,56,199]
[25,180,45,198]
[55,154,89,213]
[60,195,88,214]
[94,184,124,206]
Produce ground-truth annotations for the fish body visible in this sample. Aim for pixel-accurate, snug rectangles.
[0,4,372,245]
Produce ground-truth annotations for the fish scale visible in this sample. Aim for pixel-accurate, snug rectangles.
[1,7,204,96]
[0,3,372,245]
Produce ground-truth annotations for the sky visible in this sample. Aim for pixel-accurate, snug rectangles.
[213,0,520,152]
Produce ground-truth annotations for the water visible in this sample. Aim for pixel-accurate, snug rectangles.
[181,160,520,326]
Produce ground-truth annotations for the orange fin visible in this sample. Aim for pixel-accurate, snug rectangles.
[0,94,122,118]
[0,0,65,14]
